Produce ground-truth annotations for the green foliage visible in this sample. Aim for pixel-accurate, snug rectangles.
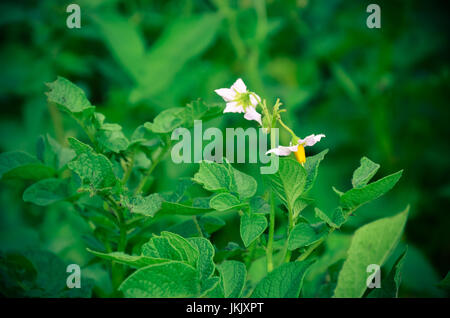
[367,248,407,298]
[268,157,306,211]
[240,213,268,247]
[333,208,409,298]
[2,0,444,298]
[288,222,327,251]
[251,261,314,298]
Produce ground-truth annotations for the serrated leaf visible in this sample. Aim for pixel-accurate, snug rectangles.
[217,260,246,298]
[333,208,409,298]
[240,213,268,247]
[87,249,169,268]
[352,157,380,188]
[119,261,201,297]
[315,207,347,228]
[288,222,328,250]
[23,178,77,206]
[268,157,307,211]
[251,261,314,298]
[340,170,403,211]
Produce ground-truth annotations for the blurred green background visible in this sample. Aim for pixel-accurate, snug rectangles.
[0,0,448,297]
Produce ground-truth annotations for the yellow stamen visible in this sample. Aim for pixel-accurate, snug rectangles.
[294,144,306,164]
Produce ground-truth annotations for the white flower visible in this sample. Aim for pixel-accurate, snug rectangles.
[215,78,262,125]
[266,134,326,156]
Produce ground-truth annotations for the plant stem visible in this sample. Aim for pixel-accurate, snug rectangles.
[134,141,170,195]
[283,203,294,263]
[266,191,275,272]
[121,152,135,184]
[296,228,336,262]
[277,116,298,140]
[266,123,277,271]
[48,102,65,144]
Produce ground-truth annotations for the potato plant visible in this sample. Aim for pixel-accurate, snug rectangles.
[0,76,409,298]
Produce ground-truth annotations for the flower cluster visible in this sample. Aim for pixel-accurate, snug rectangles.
[215,78,325,164]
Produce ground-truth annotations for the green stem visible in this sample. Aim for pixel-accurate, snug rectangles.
[121,152,135,185]
[134,141,170,195]
[277,116,298,141]
[283,203,294,263]
[266,191,275,272]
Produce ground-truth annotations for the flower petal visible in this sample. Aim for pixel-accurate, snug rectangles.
[265,144,299,156]
[244,106,262,125]
[224,101,244,113]
[231,78,247,94]
[298,134,326,147]
[249,93,261,107]
[214,88,235,102]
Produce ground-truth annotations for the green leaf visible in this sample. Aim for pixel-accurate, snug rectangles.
[315,207,347,228]
[119,261,201,297]
[268,157,307,211]
[210,193,244,211]
[188,237,215,281]
[92,12,145,81]
[217,260,246,298]
[67,138,117,191]
[288,222,327,251]
[0,151,55,180]
[368,248,408,298]
[87,249,169,268]
[142,232,199,268]
[129,14,222,102]
[200,276,223,297]
[123,193,162,217]
[251,261,314,298]
[193,160,257,200]
[228,163,257,199]
[36,134,75,170]
[144,108,186,134]
[352,157,380,188]
[333,207,409,298]
[240,213,268,247]
[250,196,271,214]
[45,76,94,116]
[23,178,76,206]
[193,161,232,193]
[340,170,403,211]
[304,149,328,193]
[199,215,226,235]
[158,200,213,216]
[96,123,129,153]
